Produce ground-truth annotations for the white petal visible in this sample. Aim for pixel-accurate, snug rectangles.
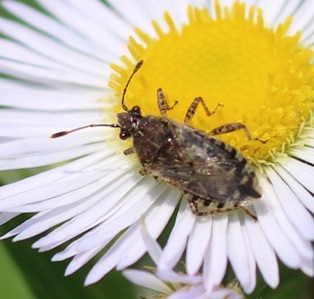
[0,78,107,111]
[203,214,228,292]
[290,147,314,166]
[0,143,103,169]
[262,172,314,275]
[227,213,255,293]
[64,245,104,276]
[0,153,124,209]
[0,136,104,160]
[116,188,180,269]
[123,269,173,294]
[9,170,135,243]
[275,164,314,213]
[139,218,163,264]
[52,233,101,262]
[2,0,118,62]
[56,187,179,272]
[0,58,106,87]
[35,0,126,56]
[186,217,212,275]
[279,157,314,193]
[255,0,288,25]
[0,108,104,129]
[83,221,147,285]
[254,176,301,268]
[285,1,314,44]
[157,269,202,285]
[168,285,206,299]
[107,0,158,32]
[73,177,161,252]
[0,39,67,70]
[0,150,109,199]
[62,0,132,40]
[32,170,145,250]
[266,167,314,240]
[240,216,257,293]
[158,200,195,271]
[244,214,279,289]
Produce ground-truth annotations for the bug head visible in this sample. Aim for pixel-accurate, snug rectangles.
[117,60,144,140]
[117,105,143,140]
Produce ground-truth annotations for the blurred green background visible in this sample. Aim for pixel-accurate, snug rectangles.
[0,0,313,298]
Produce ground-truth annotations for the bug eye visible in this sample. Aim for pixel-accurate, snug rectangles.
[119,131,130,140]
[132,106,141,113]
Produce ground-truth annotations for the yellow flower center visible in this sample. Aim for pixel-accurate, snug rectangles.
[109,0,313,164]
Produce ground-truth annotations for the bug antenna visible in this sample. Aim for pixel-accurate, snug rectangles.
[121,60,144,111]
[51,123,120,138]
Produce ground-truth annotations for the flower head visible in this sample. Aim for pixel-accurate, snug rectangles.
[0,0,313,295]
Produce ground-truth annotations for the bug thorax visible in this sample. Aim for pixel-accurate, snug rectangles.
[117,106,143,140]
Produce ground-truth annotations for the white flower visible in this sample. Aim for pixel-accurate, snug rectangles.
[0,0,313,295]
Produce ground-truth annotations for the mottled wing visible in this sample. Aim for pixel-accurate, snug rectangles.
[148,123,260,204]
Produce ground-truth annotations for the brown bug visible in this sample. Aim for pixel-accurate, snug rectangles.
[52,60,263,219]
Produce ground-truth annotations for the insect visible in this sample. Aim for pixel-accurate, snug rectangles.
[52,60,263,219]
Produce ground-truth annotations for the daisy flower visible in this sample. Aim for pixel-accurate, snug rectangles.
[0,0,313,295]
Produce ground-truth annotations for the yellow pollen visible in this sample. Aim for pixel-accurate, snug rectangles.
[109,0,314,163]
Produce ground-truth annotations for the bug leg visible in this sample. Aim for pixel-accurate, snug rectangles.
[243,208,258,221]
[209,123,266,144]
[124,147,136,155]
[184,97,222,124]
[139,167,151,175]
[157,88,178,115]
